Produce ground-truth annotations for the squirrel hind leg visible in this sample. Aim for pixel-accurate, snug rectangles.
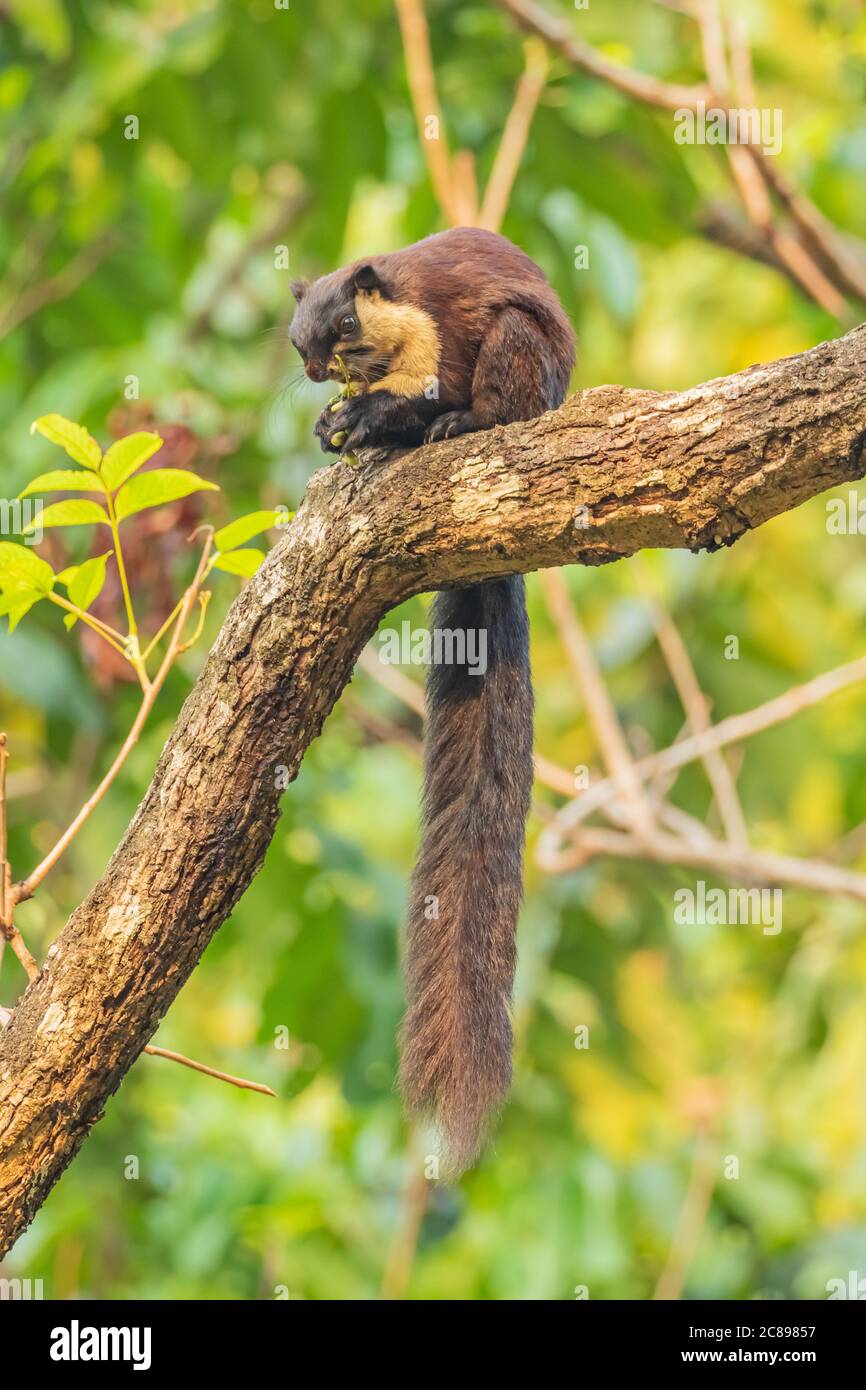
[425,307,572,443]
[425,408,482,441]
[470,306,570,426]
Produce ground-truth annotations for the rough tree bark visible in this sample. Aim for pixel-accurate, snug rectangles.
[1,325,865,1256]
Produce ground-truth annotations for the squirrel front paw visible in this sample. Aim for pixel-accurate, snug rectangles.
[314,394,377,454]
[314,399,349,453]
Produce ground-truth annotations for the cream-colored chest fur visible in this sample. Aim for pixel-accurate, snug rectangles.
[351,290,441,397]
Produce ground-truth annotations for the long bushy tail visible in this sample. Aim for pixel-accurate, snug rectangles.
[398,576,534,1174]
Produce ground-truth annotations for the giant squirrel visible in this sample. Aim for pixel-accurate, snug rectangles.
[290,227,575,1171]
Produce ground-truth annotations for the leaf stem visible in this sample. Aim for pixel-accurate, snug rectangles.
[176,591,210,654]
[12,534,214,907]
[142,559,216,663]
[141,596,185,663]
[47,592,128,656]
[106,493,137,638]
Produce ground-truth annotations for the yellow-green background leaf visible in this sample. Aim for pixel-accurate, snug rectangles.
[214,510,283,554]
[0,542,54,593]
[20,469,106,498]
[100,432,164,492]
[7,0,72,63]
[23,499,109,532]
[114,469,219,522]
[30,414,101,470]
[0,588,44,631]
[62,552,112,628]
[211,548,265,578]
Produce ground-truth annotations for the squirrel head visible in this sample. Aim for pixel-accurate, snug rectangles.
[288,261,399,385]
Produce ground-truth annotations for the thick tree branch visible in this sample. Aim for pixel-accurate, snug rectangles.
[1,325,864,1256]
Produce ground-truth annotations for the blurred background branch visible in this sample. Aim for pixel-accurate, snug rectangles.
[492,0,866,317]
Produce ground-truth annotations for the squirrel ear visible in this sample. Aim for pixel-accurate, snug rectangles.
[353,263,384,295]
[290,278,309,302]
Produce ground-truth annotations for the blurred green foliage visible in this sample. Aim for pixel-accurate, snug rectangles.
[1,0,866,1300]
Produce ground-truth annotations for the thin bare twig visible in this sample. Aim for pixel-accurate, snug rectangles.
[540,822,866,905]
[654,1108,720,1300]
[696,0,728,95]
[451,151,480,226]
[726,17,866,306]
[749,148,866,306]
[642,590,748,846]
[394,0,467,225]
[493,0,865,316]
[395,0,551,231]
[704,3,847,317]
[829,819,866,865]
[357,646,425,715]
[143,1045,275,1097]
[380,1151,432,1300]
[479,38,549,233]
[539,570,655,838]
[342,693,424,757]
[357,644,594,799]
[492,0,710,111]
[176,590,211,654]
[540,652,866,849]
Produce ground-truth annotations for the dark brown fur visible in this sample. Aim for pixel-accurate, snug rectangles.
[400,577,534,1173]
[290,226,574,450]
[291,228,575,1171]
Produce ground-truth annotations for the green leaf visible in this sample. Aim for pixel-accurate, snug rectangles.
[100,432,164,492]
[214,510,284,554]
[30,414,102,470]
[0,542,55,594]
[6,0,72,62]
[114,469,219,522]
[62,552,112,629]
[20,469,107,498]
[0,588,44,632]
[22,499,109,533]
[212,548,265,578]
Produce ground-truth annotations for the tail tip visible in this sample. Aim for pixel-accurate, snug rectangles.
[399,1059,508,1179]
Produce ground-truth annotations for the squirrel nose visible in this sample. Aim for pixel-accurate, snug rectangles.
[305,360,328,383]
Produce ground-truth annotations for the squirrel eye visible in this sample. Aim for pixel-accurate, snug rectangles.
[339,314,358,336]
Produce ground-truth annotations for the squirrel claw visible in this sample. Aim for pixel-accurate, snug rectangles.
[426,410,479,442]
